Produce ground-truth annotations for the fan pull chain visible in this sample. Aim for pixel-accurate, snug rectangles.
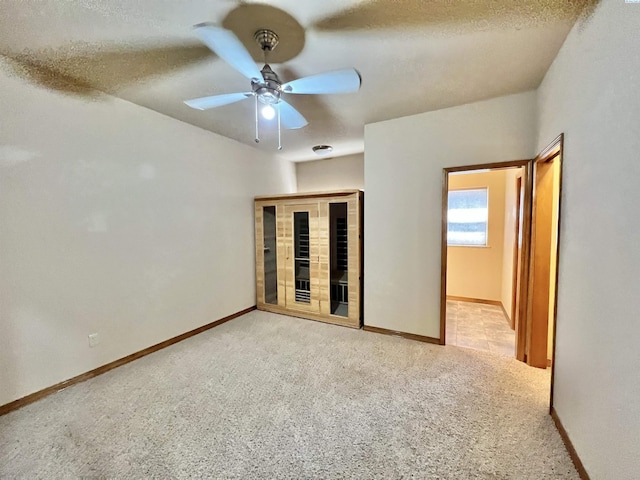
[277,102,282,151]
[254,95,260,143]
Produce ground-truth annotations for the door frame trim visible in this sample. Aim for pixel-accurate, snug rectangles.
[440,159,532,346]
[510,175,524,330]
[530,134,564,410]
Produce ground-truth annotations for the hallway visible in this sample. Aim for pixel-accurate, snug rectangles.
[446,300,515,357]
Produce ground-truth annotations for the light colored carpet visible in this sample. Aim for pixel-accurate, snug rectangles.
[0,311,577,479]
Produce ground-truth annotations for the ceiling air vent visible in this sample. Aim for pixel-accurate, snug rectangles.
[312,145,333,156]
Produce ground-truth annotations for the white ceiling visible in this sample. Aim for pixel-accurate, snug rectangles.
[0,0,597,161]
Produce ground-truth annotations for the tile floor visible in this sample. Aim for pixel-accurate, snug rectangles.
[446,300,515,357]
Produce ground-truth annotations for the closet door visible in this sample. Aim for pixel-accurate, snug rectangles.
[284,204,320,313]
[328,197,361,324]
[255,202,282,307]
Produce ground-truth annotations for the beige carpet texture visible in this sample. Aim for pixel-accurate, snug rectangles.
[0,311,577,479]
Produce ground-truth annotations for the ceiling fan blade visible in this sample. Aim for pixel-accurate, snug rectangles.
[282,68,361,95]
[193,23,263,80]
[184,92,252,110]
[278,100,308,129]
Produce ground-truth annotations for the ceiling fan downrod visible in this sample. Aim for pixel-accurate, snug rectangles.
[253,29,283,149]
[254,94,260,144]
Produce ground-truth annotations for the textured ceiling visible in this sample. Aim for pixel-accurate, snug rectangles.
[0,0,598,161]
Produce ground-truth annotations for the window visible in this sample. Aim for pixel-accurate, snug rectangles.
[447,188,488,246]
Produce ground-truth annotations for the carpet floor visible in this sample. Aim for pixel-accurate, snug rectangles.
[0,311,576,479]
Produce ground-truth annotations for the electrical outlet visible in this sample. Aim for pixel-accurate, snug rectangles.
[88,333,100,347]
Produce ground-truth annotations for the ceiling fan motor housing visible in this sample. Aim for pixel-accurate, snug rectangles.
[252,64,282,105]
[254,29,279,52]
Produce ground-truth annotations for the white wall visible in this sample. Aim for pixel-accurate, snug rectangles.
[0,57,295,407]
[536,1,640,478]
[364,92,536,338]
[295,153,364,192]
[447,170,508,302]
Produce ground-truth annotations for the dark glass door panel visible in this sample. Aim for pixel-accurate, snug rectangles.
[263,206,278,305]
[330,203,348,317]
[294,211,311,304]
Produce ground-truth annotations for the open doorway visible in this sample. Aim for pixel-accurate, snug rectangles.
[442,164,526,357]
[440,137,563,374]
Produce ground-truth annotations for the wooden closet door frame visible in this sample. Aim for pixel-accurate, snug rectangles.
[324,196,361,324]
[255,202,266,306]
[255,202,283,308]
[346,196,361,324]
[284,203,321,313]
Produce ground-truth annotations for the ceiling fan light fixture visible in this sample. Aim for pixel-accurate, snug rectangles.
[256,89,280,104]
[261,104,276,120]
[312,145,333,156]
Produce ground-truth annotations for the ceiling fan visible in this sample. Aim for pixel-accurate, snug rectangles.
[184,23,362,150]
